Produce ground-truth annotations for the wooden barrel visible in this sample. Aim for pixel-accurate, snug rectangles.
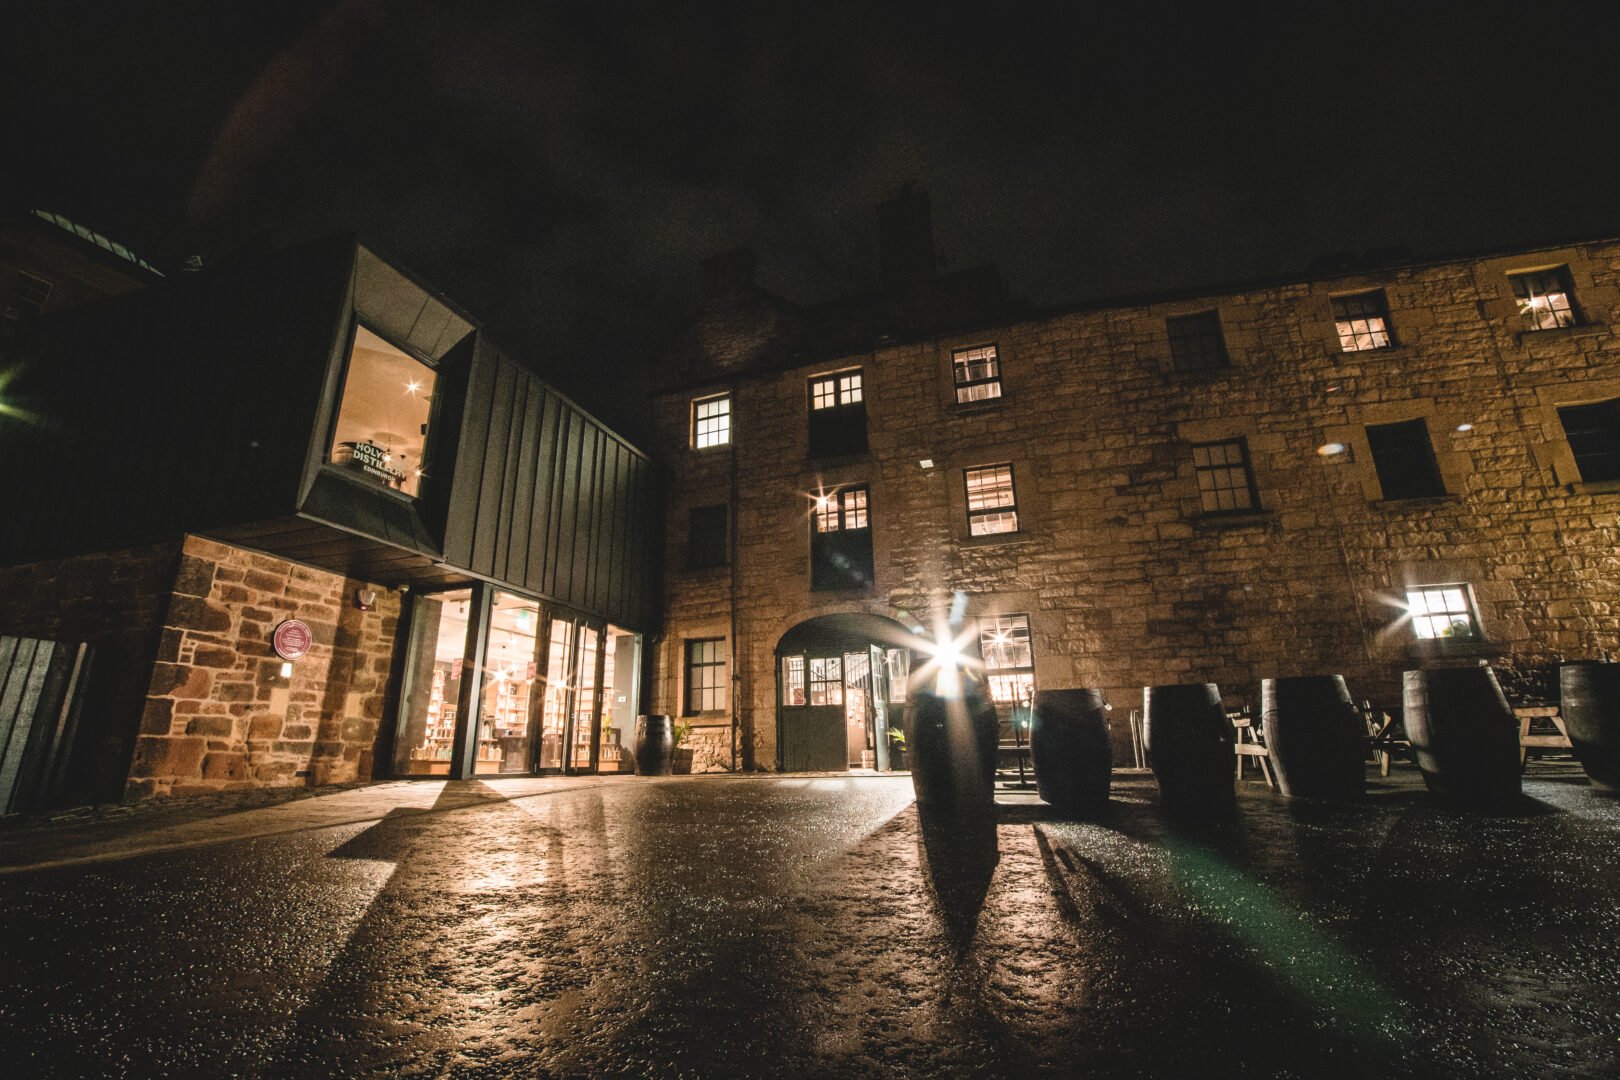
[1402,667,1520,804]
[1260,675,1365,800]
[904,686,999,813]
[1030,689,1112,812]
[1144,683,1234,808]
[634,714,674,776]
[1559,661,1620,789]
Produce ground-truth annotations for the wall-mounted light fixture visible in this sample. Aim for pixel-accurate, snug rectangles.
[355,588,378,611]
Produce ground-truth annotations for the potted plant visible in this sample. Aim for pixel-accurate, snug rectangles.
[672,719,695,774]
[887,726,908,771]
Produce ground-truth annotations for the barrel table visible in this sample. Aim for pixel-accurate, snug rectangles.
[1030,688,1112,812]
[904,686,1000,814]
[1144,682,1235,808]
[1559,661,1620,789]
[1260,675,1365,800]
[634,714,674,776]
[1402,667,1520,804]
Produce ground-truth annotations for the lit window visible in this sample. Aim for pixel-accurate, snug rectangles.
[978,614,1034,705]
[1557,398,1620,482]
[782,656,806,705]
[810,486,873,590]
[884,648,910,704]
[687,505,727,569]
[952,344,1002,403]
[328,325,437,498]
[1167,311,1229,372]
[685,638,727,713]
[1406,586,1480,641]
[810,370,863,410]
[1510,268,1580,331]
[1333,292,1393,351]
[964,464,1019,535]
[808,656,844,705]
[1366,419,1445,499]
[1192,439,1258,513]
[692,394,732,449]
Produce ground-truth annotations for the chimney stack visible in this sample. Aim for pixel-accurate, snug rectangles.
[878,182,936,292]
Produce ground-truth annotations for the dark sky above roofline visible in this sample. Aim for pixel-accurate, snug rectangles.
[5,2,1620,441]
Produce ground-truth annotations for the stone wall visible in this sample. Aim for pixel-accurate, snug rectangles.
[127,536,402,798]
[652,239,1620,769]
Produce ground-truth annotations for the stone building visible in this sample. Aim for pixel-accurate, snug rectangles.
[649,190,1620,773]
[0,227,653,806]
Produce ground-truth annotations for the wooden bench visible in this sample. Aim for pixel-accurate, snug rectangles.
[1231,713,1274,788]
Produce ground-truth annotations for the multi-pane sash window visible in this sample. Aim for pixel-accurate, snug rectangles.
[10,271,52,314]
[952,345,1003,403]
[808,656,844,705]
[965,464,1019,535]
[1334,292,1393,351]
[813,487,868,532]
[1192,439,1258,512]
[692,393,732,449]
[685,638,727,713]
[810,370,863,410]
[1406,586,1480,641]
[687,505,728,569]
[978,614,1034,705]
[1366,419,1446,500]
[1557,398,1620,483]
[1511,268,1580,331]
[1167,311,1229,372]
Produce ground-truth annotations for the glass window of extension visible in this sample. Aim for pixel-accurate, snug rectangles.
[1557,398,1620,482]
[687,505,727,569]
[978,614,1034,705]
[1167,311,1229,372]
[952,344,1002,403]
[807,369,868,457]
[329,324,437,498]
[1366,419,1446,499]
[1511,267,1580,331]
[1334,291,1393,351]
[692,393,732,449]
[1406,585,1480,641]
[810,485,874,590]
[685,638,727,713]
[965,464,1019,535]
[1192,439,1258,512]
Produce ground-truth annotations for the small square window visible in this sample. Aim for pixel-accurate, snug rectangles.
[952,345,1003,403]
[687,505,727,569]
[1557,398,1620,483]
[685,638,727,713]
[1192,439,1258,513]
[692,394,732,449]
[964,464,1019,536]
[1333,292,1393,351]
[1406,585,1480,641]
[1510,268,1580,331]
[1366,419,1446,499]
[1167,312,1229,372]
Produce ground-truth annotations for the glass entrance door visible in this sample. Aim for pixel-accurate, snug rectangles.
[392,588,475,776]
[569,624,600,770]
[474,591,542,774]
[538,617,574,771]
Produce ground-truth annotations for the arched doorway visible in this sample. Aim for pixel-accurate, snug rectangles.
[775,613,915,772]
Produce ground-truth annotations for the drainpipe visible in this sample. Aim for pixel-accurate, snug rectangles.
[729,377,743,772]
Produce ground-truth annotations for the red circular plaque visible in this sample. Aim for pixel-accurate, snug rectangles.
[272,619,313,660]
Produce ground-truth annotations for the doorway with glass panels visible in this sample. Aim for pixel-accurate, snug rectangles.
[390,582,640,779]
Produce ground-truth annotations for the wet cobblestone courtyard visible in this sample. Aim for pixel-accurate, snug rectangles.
[0,768,1616,1078]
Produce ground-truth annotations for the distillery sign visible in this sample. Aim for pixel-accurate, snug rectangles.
[272,619,313,661]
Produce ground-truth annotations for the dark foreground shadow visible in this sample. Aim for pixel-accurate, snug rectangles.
[915,802,999,956]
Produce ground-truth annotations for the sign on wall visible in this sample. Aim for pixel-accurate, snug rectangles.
[272,619,313,661]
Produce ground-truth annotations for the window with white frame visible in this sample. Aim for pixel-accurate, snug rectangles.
[781,655,806,705]
[952,344,1002,403]
[692,393,732,449]
[965,464,1019,535]
[978,614,1034,705]
[810,485,873,590]
[1333,291,1393,351]
[1192,439,1258,513]
[684,638,727,713]
[1510,268,1580,331]
[1406,585,1480,641]
[807,369,867,457]
[810,370,863,410]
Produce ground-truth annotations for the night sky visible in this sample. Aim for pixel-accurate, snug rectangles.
[5,1,1618,437]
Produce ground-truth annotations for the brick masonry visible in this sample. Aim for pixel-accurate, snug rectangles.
[651,239,1620,769]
